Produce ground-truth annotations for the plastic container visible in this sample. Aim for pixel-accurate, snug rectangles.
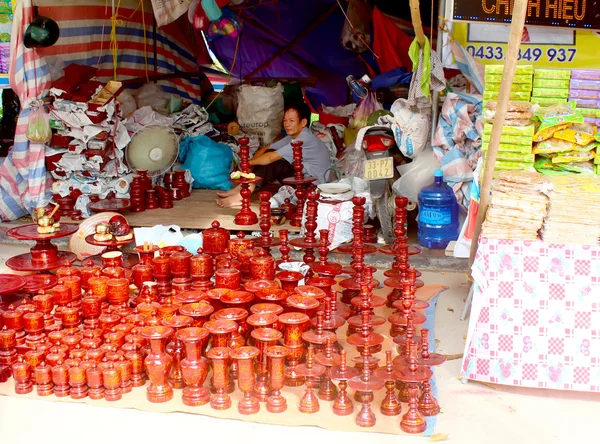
[417,170,459,249]
[346,75,369,99]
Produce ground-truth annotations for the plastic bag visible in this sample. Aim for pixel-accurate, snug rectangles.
[27,101,52,143]
[117,90,137,118]
[338,143,366,178]
[553,123,597,145]
[533,102,584,142]
[133,225,184,248]
[179,135,233,190]
[392,147,440,203]
[391,98,431,158]
[350,92,382,129]
[340,0,372,53]
[206,8,242,42]
[135,83,171,115]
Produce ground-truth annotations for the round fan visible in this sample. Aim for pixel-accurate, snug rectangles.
[126,126,179,177]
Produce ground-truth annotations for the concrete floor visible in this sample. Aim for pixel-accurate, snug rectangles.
[0,243,598,444]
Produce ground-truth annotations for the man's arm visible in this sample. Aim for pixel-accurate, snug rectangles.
[251,145,271,159]
[249,151,282,166]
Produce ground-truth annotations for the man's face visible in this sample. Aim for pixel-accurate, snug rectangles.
[283,109,307,138]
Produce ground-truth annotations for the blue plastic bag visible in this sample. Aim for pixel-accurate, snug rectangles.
[179,135,233,191]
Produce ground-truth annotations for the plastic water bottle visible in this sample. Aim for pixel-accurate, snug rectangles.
[417,170,459,249]
[346,75,369,99]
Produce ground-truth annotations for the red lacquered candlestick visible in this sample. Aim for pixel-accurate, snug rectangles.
[230,346,261,415]
[328,349,358,416]
[374,350,402,416]
[296,346,325,414]
[283,141,317,227]
[278,229,290,264]
[290,189,320,263]
[266,345,289,413]
[256,191,280,249]
[233,138,259,226]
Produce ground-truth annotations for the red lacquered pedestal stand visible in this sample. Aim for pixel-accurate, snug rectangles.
[233,137,261,226]
[5,223,78,272]
[311,229,342,278]
[253,191,281,250]
[282,141,317,227]
[289,189,320,263]
[381,196,421,278]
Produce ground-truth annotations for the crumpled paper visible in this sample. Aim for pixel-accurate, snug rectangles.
[278,261,310,285]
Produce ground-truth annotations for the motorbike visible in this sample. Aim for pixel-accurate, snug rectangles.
[360,126,409,243]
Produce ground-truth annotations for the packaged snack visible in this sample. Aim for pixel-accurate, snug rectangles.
[577,108,600,118]
[482,134,533,146]
[595,152,600,165]
[533,138,577,154]
[483,109,533,123]
[533,78,570,89]
[570,79,600,91]
[569,89,600,100]
[532,87,570,98]
[485,101,533,113]
[490,151,535,162]
[486,64,533,75]
[482,142,534,153]
[533,102,584,141]
[494,160,535,171]
[531,97,568,106]
[485,82,533,92]
[550,151,595,163]
[483,91,532,101]
[584,118,600,126]
[534,69,571,80]
[483,123,535,136]
[553,123,597,145]
[572,99,600,109]
[571,70,600,81]
[485,73,533,84]
[556,161,595,174]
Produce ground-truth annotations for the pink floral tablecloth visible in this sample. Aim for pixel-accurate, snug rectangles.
[461,237,600,392]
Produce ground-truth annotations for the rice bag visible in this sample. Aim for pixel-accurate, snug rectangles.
[485,74,533,85]
[533,102,584,142]
[483,91,532,101]
[494,160,535,171]
[531,97,568,106]
[553,123,597,145]
[489,151,535,162]
[486,65,533,75]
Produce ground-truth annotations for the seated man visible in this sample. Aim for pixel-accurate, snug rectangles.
[217,102,332,207]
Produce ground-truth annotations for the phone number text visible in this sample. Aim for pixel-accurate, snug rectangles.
[466,45,576,63]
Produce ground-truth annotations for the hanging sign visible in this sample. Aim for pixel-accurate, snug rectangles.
[453,0,600,30]
[450,22,600,69]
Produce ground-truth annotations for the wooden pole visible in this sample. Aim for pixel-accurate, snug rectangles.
[409,0,425,46]
[468,0,529,270]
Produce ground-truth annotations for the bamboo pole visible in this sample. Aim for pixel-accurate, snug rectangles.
[409,0,426,46]
[468,0,529,270]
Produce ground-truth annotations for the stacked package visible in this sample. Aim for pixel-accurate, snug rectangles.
[533,102,598,176]
[531,69,570,107]
[482,101,535,172]
[484,64,533,103]
[570,69,600,127]
[481,171,549,241]
[541,175,600,244]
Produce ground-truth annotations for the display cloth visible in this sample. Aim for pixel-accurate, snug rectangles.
[0,284,446,436]
[461,237,600,392]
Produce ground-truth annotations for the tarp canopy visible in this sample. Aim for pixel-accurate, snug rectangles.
[208,0,438,107]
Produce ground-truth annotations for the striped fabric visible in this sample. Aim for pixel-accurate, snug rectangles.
[0,0,215,220]
[0,0,52,220]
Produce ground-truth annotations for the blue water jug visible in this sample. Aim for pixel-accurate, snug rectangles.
[417,169,459,249]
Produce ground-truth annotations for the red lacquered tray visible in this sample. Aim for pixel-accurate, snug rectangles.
[0,274,26,295]
[6,223,79,241]
[22,274,59,293]
[6,251,77,272]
